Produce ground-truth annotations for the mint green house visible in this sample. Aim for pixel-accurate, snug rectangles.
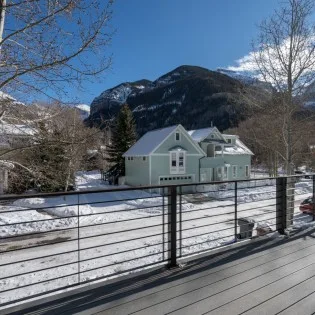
[123,124,253,190]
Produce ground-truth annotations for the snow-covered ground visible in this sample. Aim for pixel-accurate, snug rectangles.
[0,171,314,306]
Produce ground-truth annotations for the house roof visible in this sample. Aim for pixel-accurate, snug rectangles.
[123,125,178,156]
[218,138,254,155]
[187,128,216,142]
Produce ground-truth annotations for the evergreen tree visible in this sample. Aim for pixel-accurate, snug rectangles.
[107,104,137,175]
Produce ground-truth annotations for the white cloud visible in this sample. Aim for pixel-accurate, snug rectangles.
[225,36,315,92]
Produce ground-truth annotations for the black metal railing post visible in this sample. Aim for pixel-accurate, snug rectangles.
[276,177,287,234]
[313,175,315,222]
[234,181,238,241]
[179,186,182,257]
[168,186,178,268]
[162,187,165,261]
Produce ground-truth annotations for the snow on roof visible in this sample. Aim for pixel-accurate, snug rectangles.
[187,127,216,142]
[236,138,254,155]
[223,134,237,138]
[123,125,178,156]
[0,122,36,136]
[217,138,253,155]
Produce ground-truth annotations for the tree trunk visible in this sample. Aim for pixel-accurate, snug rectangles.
[0,0,6,43]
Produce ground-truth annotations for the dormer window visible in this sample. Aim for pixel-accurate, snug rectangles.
[227,139,232,144]
[175,131,180,141]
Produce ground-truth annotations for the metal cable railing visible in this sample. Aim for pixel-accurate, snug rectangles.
[0,175,314,308]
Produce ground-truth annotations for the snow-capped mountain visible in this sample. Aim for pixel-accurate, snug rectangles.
[75,104,90,120]
[217,68,257,84]
[90,80,152,116]
[88,65,250,135]
[0,91,25,106]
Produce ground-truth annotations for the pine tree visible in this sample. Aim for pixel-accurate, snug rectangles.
[107,104,137,175]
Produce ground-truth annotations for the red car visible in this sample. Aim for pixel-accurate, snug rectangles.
[299,197,315,214]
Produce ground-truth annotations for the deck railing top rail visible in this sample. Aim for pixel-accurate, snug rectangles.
[0,173,311,200]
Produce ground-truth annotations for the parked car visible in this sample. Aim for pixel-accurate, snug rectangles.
[299,197,315,214]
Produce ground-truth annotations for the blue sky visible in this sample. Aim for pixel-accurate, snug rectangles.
[76,0,280,104]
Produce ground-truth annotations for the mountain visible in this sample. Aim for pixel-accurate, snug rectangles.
[0,91,25,106]
[87,65,253,135]
[75,104,90,120]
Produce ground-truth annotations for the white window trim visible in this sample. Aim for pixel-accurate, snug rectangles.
[245,165,250,177]
[159,174,195,183]
[223,166,228,179]
[217,167,222,178]
[232,165,237,178]
[175,131,181,141]
[169,151,186,174]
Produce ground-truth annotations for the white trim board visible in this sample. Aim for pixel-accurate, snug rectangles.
[151,125,206,157]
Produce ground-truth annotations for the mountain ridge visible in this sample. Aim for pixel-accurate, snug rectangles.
[87,65,258,135]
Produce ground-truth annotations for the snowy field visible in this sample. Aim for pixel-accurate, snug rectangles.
[0,171,314,306]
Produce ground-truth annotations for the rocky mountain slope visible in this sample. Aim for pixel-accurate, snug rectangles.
[87,65,264,135]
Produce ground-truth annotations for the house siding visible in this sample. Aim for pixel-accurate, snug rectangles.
[125,156,150,186]
[150,155,201,185]
[123,124,253,191]
[224,154,251,180]
[154,128,201,155]
[150,155,201,193]
[199,155,251,181]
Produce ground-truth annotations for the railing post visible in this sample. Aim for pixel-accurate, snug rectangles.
[313,175,315,222]
[234,181,238,241]
[276,177,287,234]
[168,186,178,268]
[77,194,80,283]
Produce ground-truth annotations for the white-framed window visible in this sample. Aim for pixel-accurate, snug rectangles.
[175,131,180,141]
[170,151,186,174]
[245,165,250,177]
[217,167,222,178]
[232,165,237,178]
[227,139,232,144]
[223,166,228,179]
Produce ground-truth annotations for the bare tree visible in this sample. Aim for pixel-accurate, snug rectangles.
[244,0,315,174]
[0,0,113,101]
[0,103,101,192]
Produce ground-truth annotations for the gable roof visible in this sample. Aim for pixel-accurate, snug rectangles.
[220,135,254,155]
[123,124,206,157]
[187,128,215,142]
[187,126,226,142]
[123,125,178,156]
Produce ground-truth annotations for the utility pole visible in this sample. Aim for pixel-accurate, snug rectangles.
[0,0,6,43]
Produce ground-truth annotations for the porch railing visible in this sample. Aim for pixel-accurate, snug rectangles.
[0,174,314,308]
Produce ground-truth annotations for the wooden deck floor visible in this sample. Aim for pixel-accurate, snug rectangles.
[5,226,315,315]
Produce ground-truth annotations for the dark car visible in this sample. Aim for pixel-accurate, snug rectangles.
[299,197,315,214]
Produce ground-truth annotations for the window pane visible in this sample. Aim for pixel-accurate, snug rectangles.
[171,153,176,167]
[179,153,184,167]
[175,132,180,141]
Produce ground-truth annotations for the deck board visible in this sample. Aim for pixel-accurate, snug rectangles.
[4,227,315,315]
